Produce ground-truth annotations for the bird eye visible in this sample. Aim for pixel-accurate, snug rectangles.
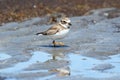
[63,21,66,23]
[61,21,67,24]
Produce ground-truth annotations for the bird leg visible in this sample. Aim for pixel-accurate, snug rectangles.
[52,40,56,47]
[52,40,64,47]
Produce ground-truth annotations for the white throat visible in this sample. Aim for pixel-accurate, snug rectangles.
[59,22,68,29]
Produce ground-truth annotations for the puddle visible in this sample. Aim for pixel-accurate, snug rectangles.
[30,51,51,63]
[106,54,120,73]
[5,75,56,80]
[0,51,50,73]
[0,53,11,60]
[68,53,120,78]
[1,52,120,79]
[38,75,56,80]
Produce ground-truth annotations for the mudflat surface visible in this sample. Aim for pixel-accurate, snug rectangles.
[0,8,120,80]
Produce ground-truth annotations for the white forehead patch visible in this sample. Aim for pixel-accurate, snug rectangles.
[61,17,71,23]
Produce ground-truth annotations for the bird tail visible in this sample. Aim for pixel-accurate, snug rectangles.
[36,32,43,35]
[36,32,47,35]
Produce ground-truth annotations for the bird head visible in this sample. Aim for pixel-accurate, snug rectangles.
[60,17,72,29]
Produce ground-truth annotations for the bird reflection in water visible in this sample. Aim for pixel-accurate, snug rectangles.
[47,48,71,76]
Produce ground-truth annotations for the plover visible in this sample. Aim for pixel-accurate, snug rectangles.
[36,17,72,47]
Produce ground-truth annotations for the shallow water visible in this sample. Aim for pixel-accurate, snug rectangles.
[0,51,50,73]
[0,53,11,60]
[0,51,120,80]
[69,53,120,78]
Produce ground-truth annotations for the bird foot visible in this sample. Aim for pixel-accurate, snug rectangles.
[53,41,64,47]
[58,42,64,46]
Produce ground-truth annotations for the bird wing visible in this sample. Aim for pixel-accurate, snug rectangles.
[42,25,60,35]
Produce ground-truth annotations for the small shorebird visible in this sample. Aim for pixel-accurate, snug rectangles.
[36,17,72,47]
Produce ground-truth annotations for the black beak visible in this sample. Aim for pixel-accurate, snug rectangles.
[69,23,72,26]
[68,26,70,28]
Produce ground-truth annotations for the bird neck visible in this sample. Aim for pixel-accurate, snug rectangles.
[59,22,68,29]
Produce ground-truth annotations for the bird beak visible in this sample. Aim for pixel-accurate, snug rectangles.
[68,26,70,28]
[68,23,72,26]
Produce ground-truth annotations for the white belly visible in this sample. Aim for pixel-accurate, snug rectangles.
[49,29,70,40]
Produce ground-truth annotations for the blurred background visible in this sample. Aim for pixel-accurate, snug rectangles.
[0,0,120,23]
